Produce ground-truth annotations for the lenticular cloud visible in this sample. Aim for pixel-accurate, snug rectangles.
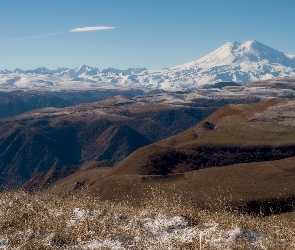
[70,26,115,32]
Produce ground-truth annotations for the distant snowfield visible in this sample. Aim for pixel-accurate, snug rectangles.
[1,40,295,91]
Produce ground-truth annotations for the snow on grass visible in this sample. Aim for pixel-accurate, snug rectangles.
[0,191,294,249]
[64,209,266,249]
[250,99,295,126]
[0,238,9,249]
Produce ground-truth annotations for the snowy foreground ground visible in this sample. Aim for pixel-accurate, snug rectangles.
[0,191,294,249]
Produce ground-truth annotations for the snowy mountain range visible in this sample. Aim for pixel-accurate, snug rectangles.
[1,40,295,91]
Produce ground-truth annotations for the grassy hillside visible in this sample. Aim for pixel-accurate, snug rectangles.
[47,156,295,215]
[112,99,295,175]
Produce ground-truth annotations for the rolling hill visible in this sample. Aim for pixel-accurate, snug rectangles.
[43,98,295,215]
[112,99,295,175]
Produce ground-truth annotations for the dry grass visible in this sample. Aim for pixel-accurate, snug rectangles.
[0,190,294,249]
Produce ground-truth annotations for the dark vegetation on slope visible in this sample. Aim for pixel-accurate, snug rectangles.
[114,144,295,175]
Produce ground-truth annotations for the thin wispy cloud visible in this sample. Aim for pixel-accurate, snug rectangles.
[70,26,115,32]
[0,32,66,41]
[0,26,115,41]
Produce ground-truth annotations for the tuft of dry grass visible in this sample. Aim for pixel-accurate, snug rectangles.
[0,190,294,249]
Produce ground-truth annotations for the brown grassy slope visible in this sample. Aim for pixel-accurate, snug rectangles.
[47,156,295,213]
[112,99,295,175]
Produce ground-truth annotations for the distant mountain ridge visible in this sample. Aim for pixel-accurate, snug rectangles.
[1,40,295,91]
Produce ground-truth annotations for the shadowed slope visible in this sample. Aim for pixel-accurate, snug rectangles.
[0,124,81,187]
[23,160,111,191]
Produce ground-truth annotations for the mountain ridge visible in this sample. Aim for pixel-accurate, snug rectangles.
[1,40,295,90]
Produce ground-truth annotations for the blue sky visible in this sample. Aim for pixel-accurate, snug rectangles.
[0,0,294,70]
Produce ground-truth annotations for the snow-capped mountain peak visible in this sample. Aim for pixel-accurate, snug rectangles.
[0,40,295,91]
[174,40,294,71]
[165,40,295,88]
[171,41,242,70]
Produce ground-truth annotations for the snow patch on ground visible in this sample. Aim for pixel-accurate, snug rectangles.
[54,208,268,249]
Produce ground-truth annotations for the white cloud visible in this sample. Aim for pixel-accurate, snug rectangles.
[69,26,115,32]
